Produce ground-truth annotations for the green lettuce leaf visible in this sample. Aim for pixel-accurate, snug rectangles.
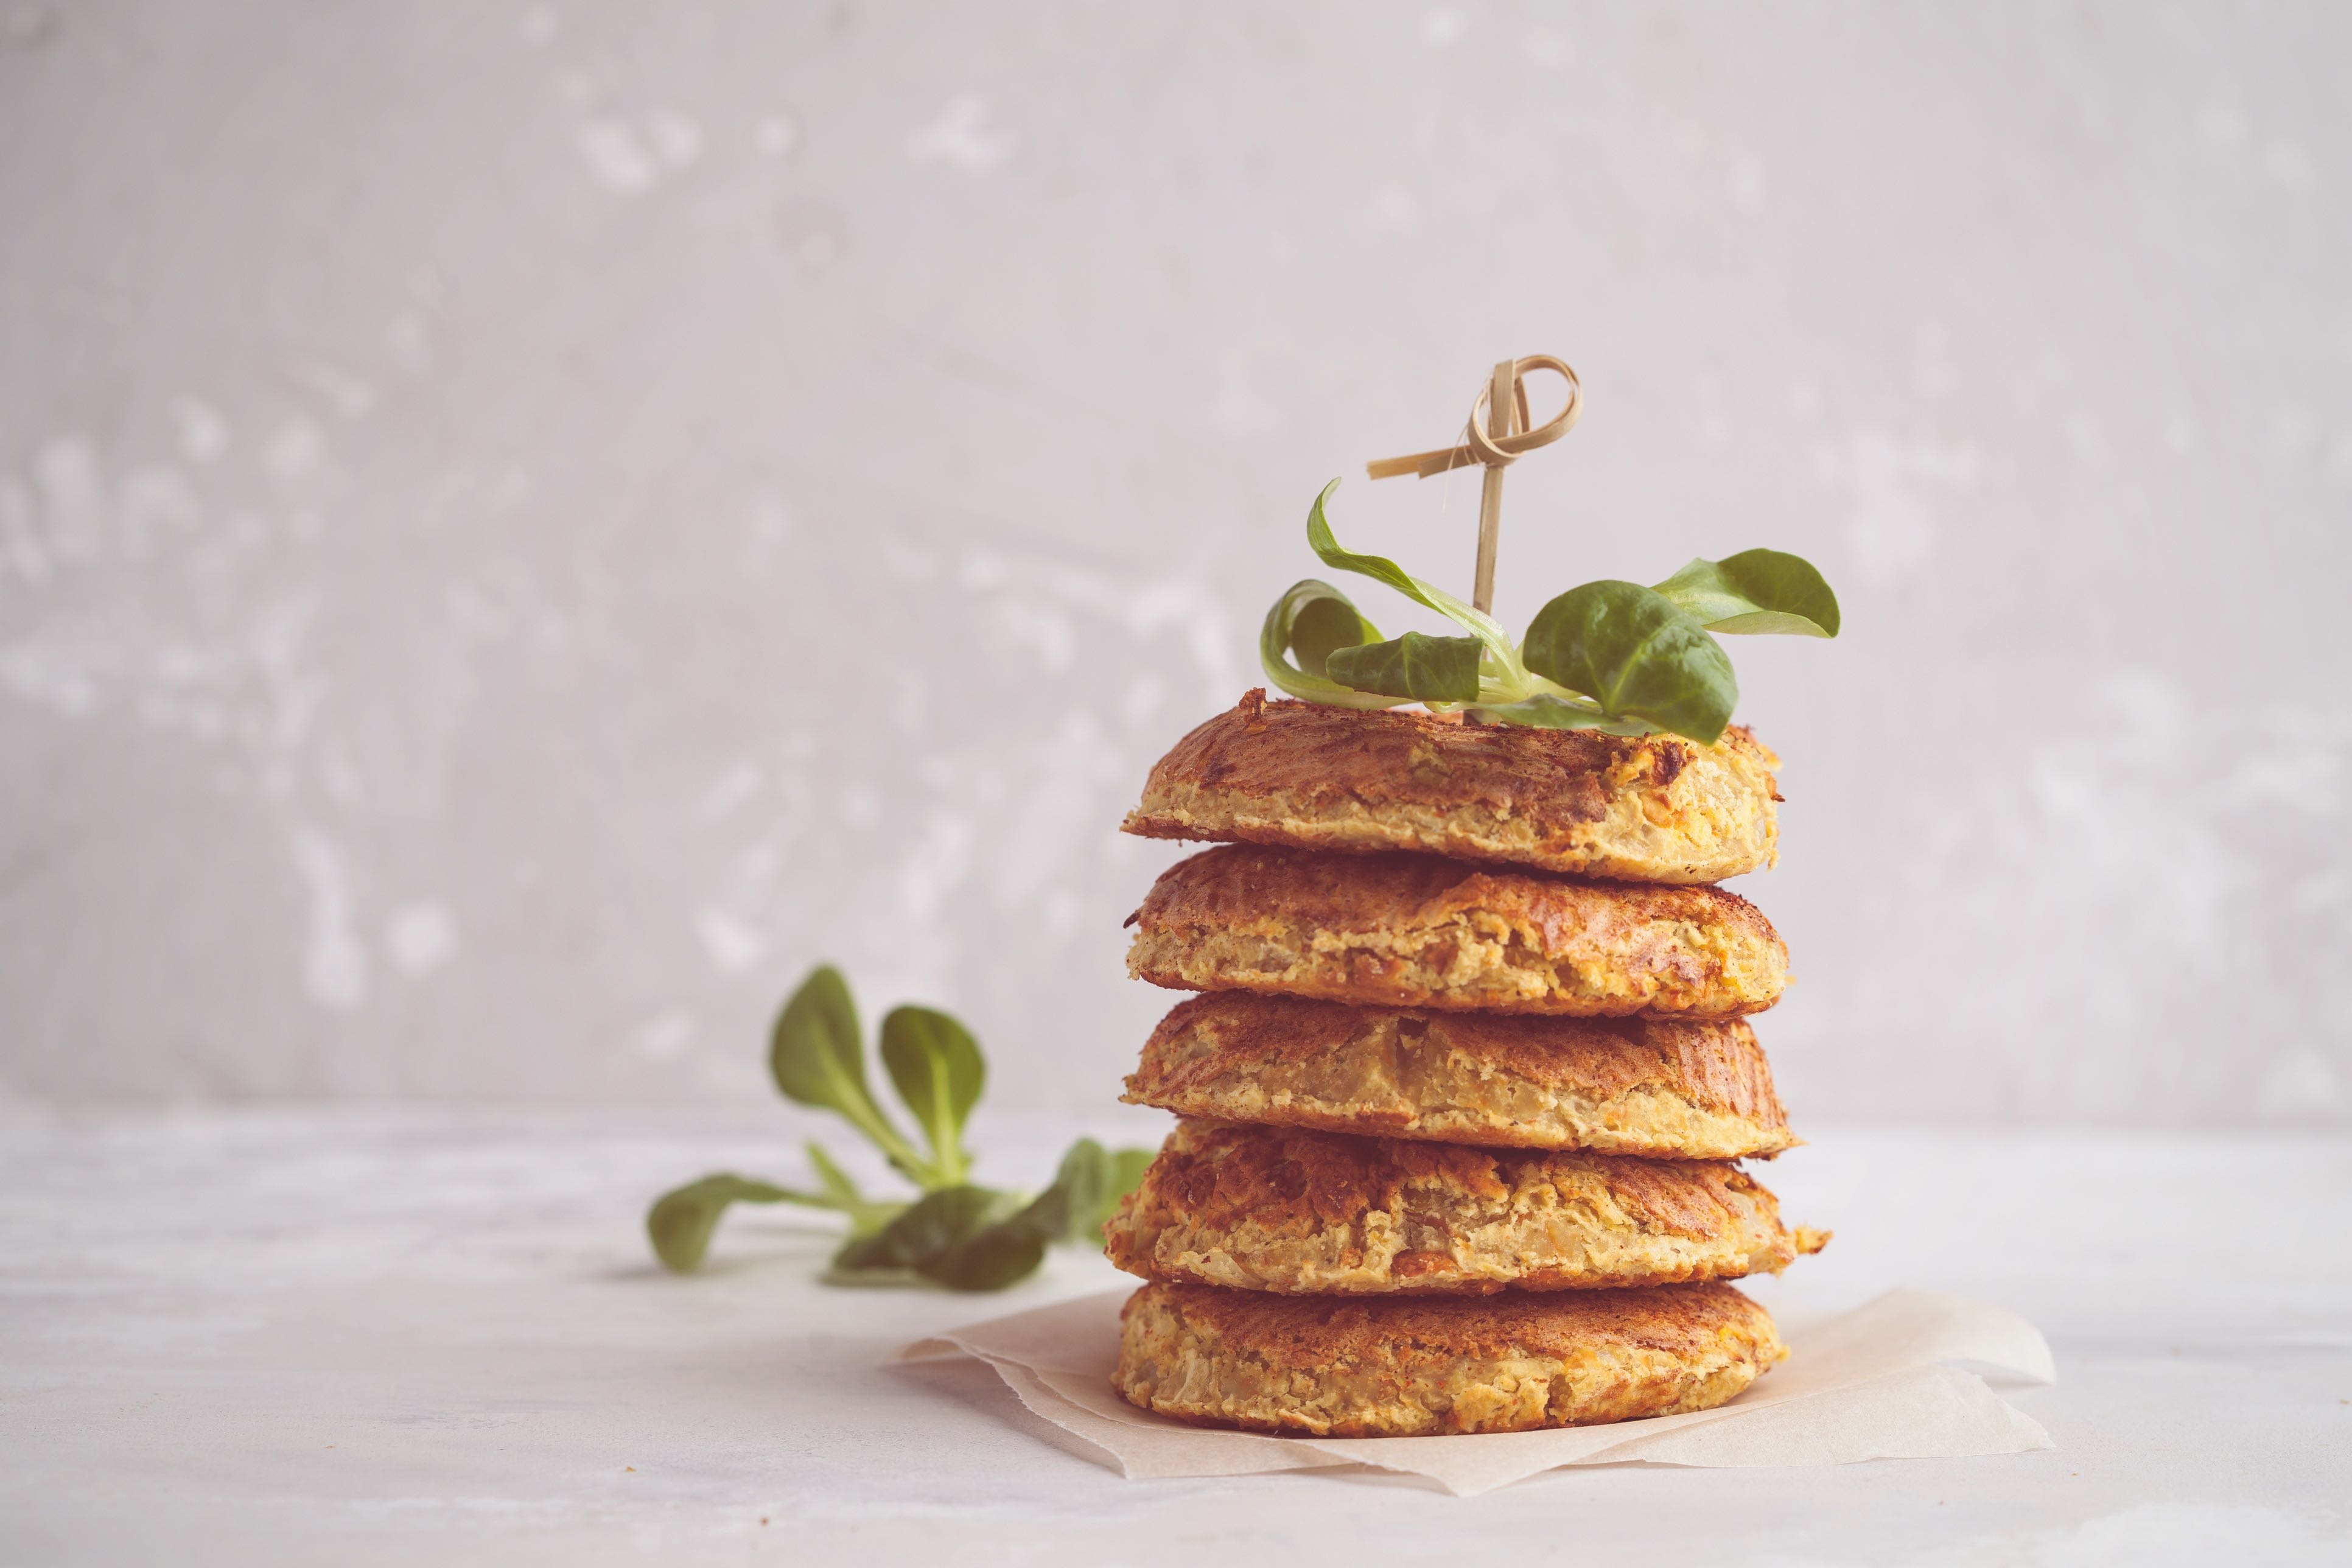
[768,966,928,1181]
[645,1172,906,1273]
[1325,632,1484,702]
[1304,480,1520,678]
[1289,590,1376,677]
[651,966,1149,1288]
[1259,579,1395,707]
[1522,581,1738,743]
[878,1005,984,1187]
[830,1183,1056,1292]
[1048,1137,1155,1248]
[1468,693,1658,733]
[1652,549,1840,637]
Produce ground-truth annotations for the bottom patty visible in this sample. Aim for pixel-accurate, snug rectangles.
[1113,1279,1784,1437]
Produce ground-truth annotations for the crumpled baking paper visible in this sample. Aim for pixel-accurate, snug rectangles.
[896,1287,2054,1496]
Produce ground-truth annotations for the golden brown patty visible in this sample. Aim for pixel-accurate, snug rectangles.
[1103,1118,1825,1295]
[1114,1279,1784,1436]
[1127,844,1788,1018]
[1122,992,1796,1159]
[1123,691,1782,884]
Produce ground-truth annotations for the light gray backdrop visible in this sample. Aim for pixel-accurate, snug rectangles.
[2,2,2346,1127]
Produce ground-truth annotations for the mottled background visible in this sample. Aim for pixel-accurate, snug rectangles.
[2,2,2345,1129]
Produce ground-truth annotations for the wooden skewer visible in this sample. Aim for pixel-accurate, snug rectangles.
[1472,358,1516,615]
[1366,354,1582,618]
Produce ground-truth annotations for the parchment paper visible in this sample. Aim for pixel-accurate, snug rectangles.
[897,1287,2054,1496]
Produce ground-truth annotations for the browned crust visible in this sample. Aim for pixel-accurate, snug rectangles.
[1122,1276,1777,1371]
[1126,844,1789,1018]
[1120,691,1782,884]
[1113,1279,1785,1436]
[1103,1118,1821,1295]
[1122,992,1795,1158]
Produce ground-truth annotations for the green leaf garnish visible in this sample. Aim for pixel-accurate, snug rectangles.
[1652,549,1841,637]
[832,1186,1010,1273]
[1045,1137,1155,1247]
[645,1171,905,1273]
[769,965,929,1182]
[878,1004,983,1188]
[647,1174,805,1272]
[1259,481,1836,741]
[651,964,1154,1288]
[914,1212,1059,1292]
[1304,479,1521,679]
[1289,590,1377,679]
[1468,693,1655,733]
[1522,581,1738,743]
[804,1139,865,1210]
[1326,632,1484,702]
[831,1181,1065,1292]
[1259,579,1392,707]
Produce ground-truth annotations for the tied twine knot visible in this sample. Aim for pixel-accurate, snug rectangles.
[1362,354,1582,617]
[1365,354,1581,481]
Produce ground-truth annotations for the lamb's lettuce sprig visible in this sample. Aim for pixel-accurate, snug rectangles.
[1261,480,1838,743]
[646,965,1150,1290]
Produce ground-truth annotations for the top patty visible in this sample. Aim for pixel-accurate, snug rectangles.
[1127,844,1790,1018]
[1121,691,1782,884]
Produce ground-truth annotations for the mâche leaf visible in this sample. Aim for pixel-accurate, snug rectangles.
[1260,579,1393,707]
[917,1216,1056,1291]
[769,966,928,1180]
[646,1174,814,1273]
[805,1139,864,1208]
[1289,590,1376,679]
[830,1185,1062,1292]
[803,1141,901,1237]
[1264,481,1838,739]
[1522,581,1739,743]
[651,965,1155,1289]
[1469,693,1656,734]
[1099,1147,1154,1231]
[908,1140,1151,1289]
[1325,631,1484,702]
[1305,480,1520,677]
[879,1005,984,1187]
[648,1157,911,1272]
[1048,1138,1154,1247]
[828,1138,1157,1289]
[832,1186,1010,1273]
[918,1185,1073,1291]
[1652,549,1841,637]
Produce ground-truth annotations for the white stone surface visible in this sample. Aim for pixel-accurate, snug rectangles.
[2,1110,2347,1564]
[2,5,2349,1124]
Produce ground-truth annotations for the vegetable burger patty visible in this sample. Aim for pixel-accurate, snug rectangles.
[1104,1118,1825,1296]
[1121,691,1782,884]
[1125,844,1788,1018]
[1113,1278,1785,1436]
[1122,992,1797,1160]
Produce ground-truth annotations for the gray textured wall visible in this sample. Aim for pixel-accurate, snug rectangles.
[2,3,2346,1125]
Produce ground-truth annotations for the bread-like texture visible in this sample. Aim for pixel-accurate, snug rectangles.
[1126,844,1788,1018]
[1103,1118,1826,1295]
[1121,691,1782,884]
[1122,992,1797,1159]
[1114,1279,1785,1436]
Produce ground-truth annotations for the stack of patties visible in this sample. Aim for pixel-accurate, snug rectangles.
[1102,691,1827,1438]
